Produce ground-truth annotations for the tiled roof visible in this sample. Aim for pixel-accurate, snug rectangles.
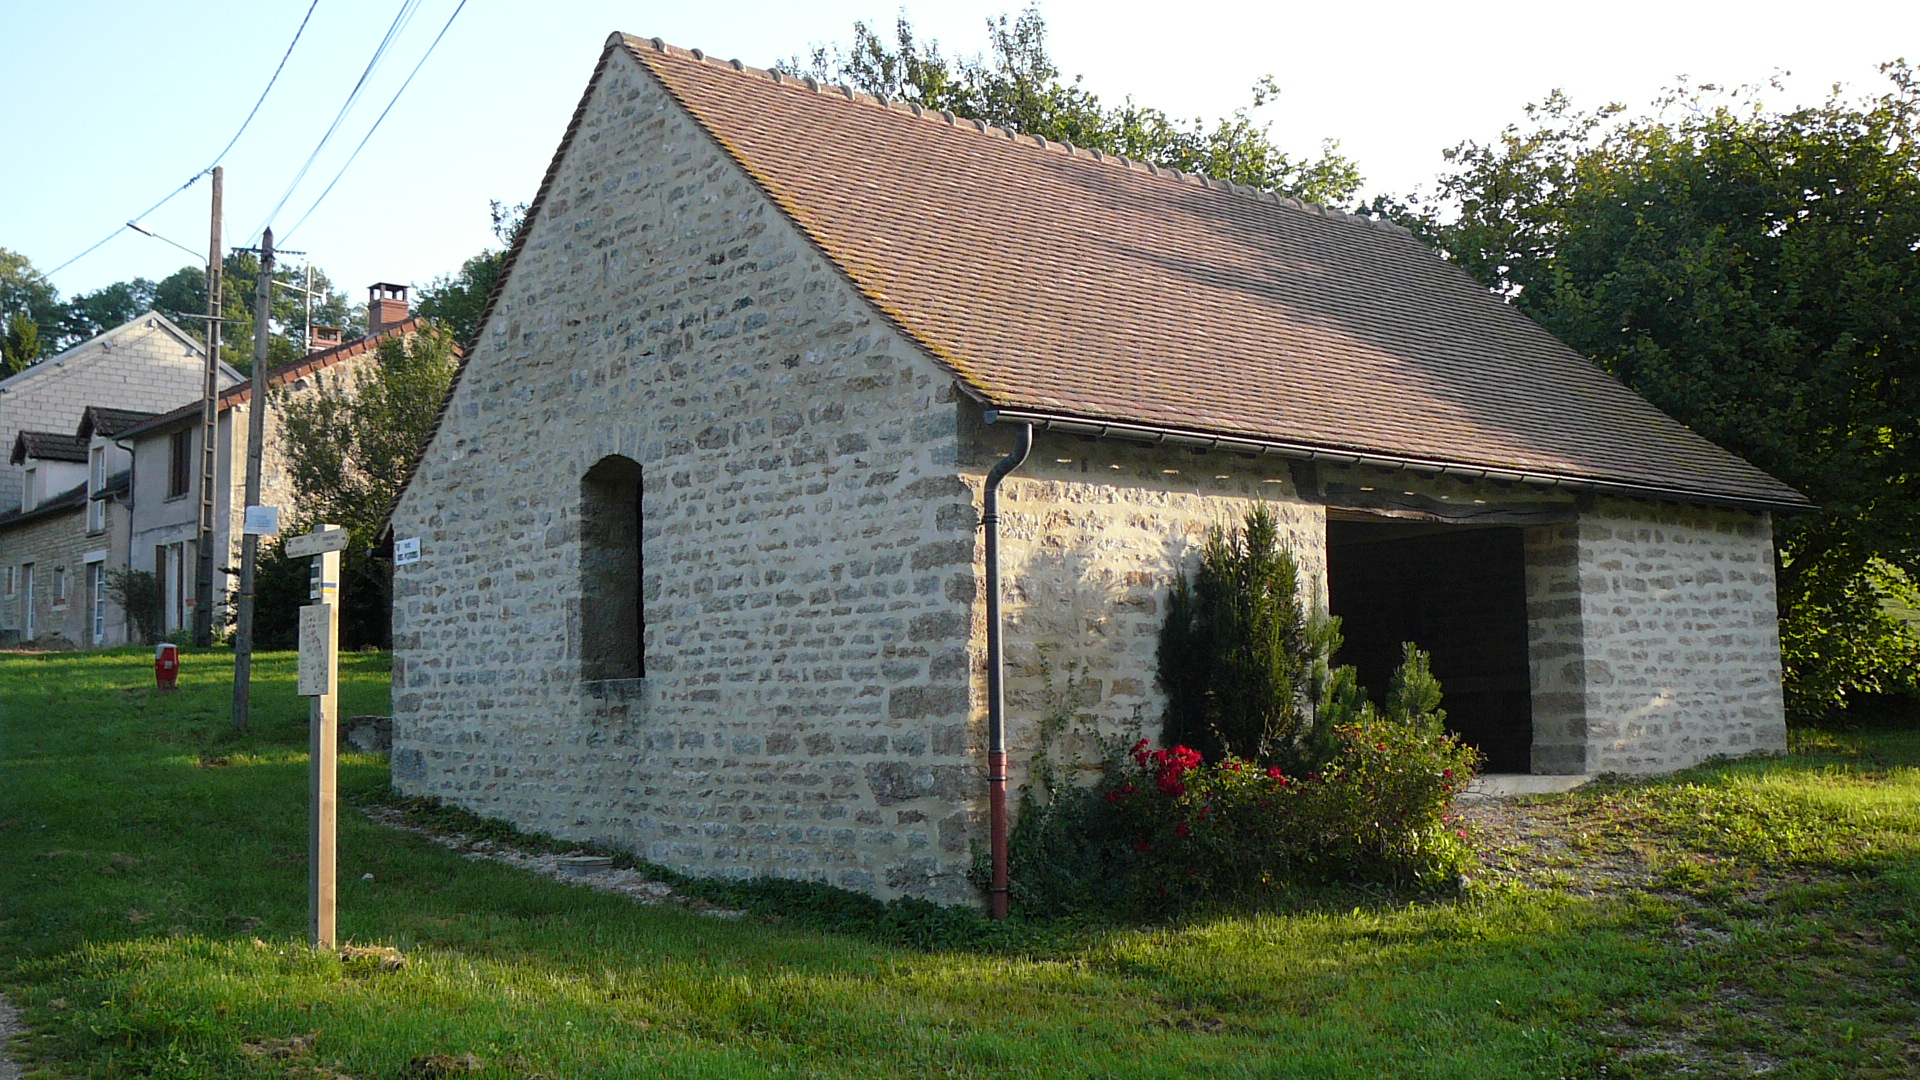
[11,430,88,465]
[0,481,87,529]
[612,36,1807,510]
[78,406,158,440]
[118,318,432,440]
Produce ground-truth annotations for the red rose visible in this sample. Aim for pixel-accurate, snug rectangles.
[1175,822,1191,839]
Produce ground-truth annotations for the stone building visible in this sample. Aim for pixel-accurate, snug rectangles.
[114,297,425,637]
[0,299,420,646]
[1,315,227,646]
[386,35,1810,904]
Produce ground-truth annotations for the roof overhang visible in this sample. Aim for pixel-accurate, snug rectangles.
[982,407,1818,516]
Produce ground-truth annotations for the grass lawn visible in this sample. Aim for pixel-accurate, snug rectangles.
[1,648,1916,1079]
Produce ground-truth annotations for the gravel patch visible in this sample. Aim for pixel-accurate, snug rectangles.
[362,806,745,918]
[1455,794,1660,896]
[0,994,22,1080]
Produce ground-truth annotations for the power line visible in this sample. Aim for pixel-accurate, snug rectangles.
[283,0,470,242]
[124,222,204,262]
[252,0,424,241]
[207,0,323,170]
[39,2,322,283]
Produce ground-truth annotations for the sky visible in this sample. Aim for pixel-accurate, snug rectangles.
[3,0,1915,308]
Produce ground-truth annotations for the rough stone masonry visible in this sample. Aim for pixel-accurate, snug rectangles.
[388,43,1787,904]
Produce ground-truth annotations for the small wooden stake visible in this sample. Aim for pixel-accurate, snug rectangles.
[292,523,345,948]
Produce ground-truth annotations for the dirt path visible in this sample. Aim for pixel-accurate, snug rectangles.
[0,994,23,1080]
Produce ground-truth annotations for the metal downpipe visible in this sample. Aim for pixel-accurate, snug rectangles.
[983,422,1034,920]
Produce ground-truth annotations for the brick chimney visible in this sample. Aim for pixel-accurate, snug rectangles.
[308,325,344,353]
[367,283,410,336]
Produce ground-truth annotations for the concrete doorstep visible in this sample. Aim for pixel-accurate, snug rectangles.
[1458,773,1594,801]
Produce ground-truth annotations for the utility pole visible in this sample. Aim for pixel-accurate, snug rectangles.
[193,167,223,647]
[231,227,275,730]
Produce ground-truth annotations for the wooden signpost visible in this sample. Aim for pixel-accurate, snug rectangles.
[289,522,348,948]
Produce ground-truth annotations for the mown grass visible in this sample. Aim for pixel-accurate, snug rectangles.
[1,648,1915,1079]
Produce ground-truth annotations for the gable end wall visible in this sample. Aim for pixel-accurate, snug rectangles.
[389,48,984,900]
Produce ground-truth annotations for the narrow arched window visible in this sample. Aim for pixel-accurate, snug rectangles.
[580,455,645,680]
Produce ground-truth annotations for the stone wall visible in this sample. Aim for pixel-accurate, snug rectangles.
[390,47,984,901]
[1573,499,1786,772]
[1523,523,1588,773]
[0,504,92,647]
[970,425,1324,795]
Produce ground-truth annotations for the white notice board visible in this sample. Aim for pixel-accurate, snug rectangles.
[297,604,332,697]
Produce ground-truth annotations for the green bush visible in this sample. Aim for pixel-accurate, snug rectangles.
[103,568,160,645]
[1109,717,1480,903]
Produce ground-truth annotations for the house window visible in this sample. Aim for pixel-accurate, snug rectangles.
[579,455,645,681]
[21,563,34,639]
[89,563,106,644]
[53,566,67,606]
[168,429,192,499]
[21,466,35,512]
[88,446,107,533]
[2,565,12,597]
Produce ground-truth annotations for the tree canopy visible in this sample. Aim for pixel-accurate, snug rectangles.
[785,8,1362,206]
[415,201,526,351]
[0,244,358,375]
[1,248,61,372]
[1397,66,1920,716]
[267,324,460,648]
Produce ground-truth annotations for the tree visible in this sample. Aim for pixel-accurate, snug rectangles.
[0,247,60,368]
[416,200,526,350]
[271,324,459,647]
[786,8,1362,206]
[1400,66,1920,718]
[2,314,40,377]
[150,255,358,373]
[1158,505,1318,768]
[59,278,157,345]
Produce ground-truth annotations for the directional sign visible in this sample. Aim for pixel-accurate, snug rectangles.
[286,527,350,558]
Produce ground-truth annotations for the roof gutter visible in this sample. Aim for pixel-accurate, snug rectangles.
[981,407,1815,515]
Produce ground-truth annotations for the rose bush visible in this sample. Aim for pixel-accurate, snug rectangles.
[1001,719,1481,914]
[1104,722,1480,904]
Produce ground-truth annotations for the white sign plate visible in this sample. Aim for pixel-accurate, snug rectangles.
[242,504,281,536]
[297,604,332,696]
[286,527,350,558]
[393,536,421,565]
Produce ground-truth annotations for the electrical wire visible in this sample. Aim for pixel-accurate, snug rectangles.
[206,0,322,171]
[252,0,424,242]
[282,0,469,243]
[40,1,321,282]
